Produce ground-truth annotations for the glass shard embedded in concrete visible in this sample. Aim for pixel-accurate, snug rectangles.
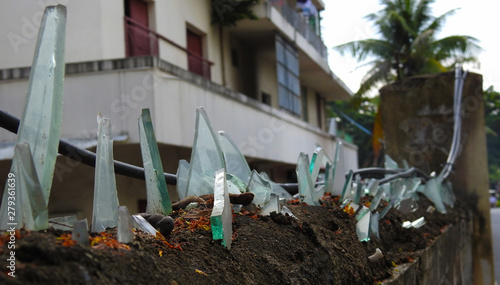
[139,108,172,215]
[296,153,319,206]
[186,108,225,196]
[260,194,280,216]
[118,206,133,243]
[72,218,89,246]
[210,169,232,249]
[248,170,272,207]
[218,131,252,185]
[92,114,119,232]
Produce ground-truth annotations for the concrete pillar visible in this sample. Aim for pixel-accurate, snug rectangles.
[379,71,494,284]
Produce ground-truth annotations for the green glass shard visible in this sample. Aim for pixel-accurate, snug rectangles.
[260,172,293,201]
[441,179,455,207]
[260,194,280,216]
[0,143,47,230]
[324,162,334,194]
[296,153,319,206]
[384,155,399,170]
[118,206,133,243]
[176,160,189,200]
[367,179,379,196]
[92,114,119,232]
[139,108,172,215]
[186,108,225,196]
[369,185,384,211]
[218,131,252,185]
[353,174,363,204]
[248,170,272,206]
[72,219,89,246]
[332,141,346,196]
[309,147,325,183]
[210,169,232,249]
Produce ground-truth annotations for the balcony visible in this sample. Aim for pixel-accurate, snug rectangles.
[267,0,327,58]
[124,16,213,79]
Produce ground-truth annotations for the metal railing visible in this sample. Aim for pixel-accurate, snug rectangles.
[267,0,328,58]
[124,16,213,79]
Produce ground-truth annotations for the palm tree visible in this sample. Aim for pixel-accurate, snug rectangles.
[335,0,480,96]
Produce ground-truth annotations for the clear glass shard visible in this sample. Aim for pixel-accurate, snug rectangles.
[411,217,426,228]
[370,212,380,239]
[369,186,384,211]
[367,179,379,196]
[384,155,399,170]
[423,177,446,214]
[12,5,67,203]
[323,162,334,194]
[260,194,280,216]
[226,173,247,194]
[218,131,252,185]
[379,200,394,219]
[72,218,89,246]
[210,169,232,249]
[356,206,370,221]
[131,215,158,236]
[260,172,293,201]
[186,108,225,197]
[0,143,48,230]
[353,174,363,204]
[176,160,189,200]
[315,185,325,201]
[281,206,298,220]
[139,108,172,215]
[49,215,77,231]
[441,179,455,207]
[0,6,66,230]
[340,198,351,209]
[118,206,133,243]
[356,211,371,242]
[232,204,243,214]
[92,114,119,232]
[402,221,412,228]
[340,170,353,202]
[248,170,272,207]
[332,141,346,196]
[296,153,319,206]
[309,147,325,183]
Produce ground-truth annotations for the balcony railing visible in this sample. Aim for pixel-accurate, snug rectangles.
[267,0,327,58]
[124,16,213,79]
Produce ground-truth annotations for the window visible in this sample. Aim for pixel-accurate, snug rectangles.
[276,34,300,115]
[261,92,271,106]
[187,29,210,79]
[301,86,308,122]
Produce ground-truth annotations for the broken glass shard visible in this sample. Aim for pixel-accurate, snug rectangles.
[248,170,272,207]
[132,215,157,236]
[186,108,225,197]
[12,5,67,202]
[356,206,370,221]
[379,200,394,219]
[411,217,426,228]
[340,170,353,202]
[324,161,334,194]
[309,147,325,183]
[353,174,363,204]
[369,186,384,211]
[296,153,319,206]
[92,114,119,232]
[281,206,298,220]
[232,204,243,214]
[0,143,47,230]
[218,131,252,185]
[332,141,346,196]
[423,176,446,214]
[384,155,399,170]
[260,172,293,201]
[139,108,172,215]
[441,179,455,207]
[49,215,77,231]
[210,169,232,249]
[260,194,280,216]
[118,206,133,243]
[226,173,247,194]
[367,179,379,196]
[356,210,371,242]
[72,218,89,246]
[340,198,351,209]
[370,212,380,239]
[0,6,66,230]
[176,160,189,200]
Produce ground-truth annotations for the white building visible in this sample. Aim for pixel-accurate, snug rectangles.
[0,0,357,219]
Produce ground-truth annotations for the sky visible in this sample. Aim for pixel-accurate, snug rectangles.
[321,0,499,95]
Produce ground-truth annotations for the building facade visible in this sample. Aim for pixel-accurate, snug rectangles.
[0,0,357,219]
